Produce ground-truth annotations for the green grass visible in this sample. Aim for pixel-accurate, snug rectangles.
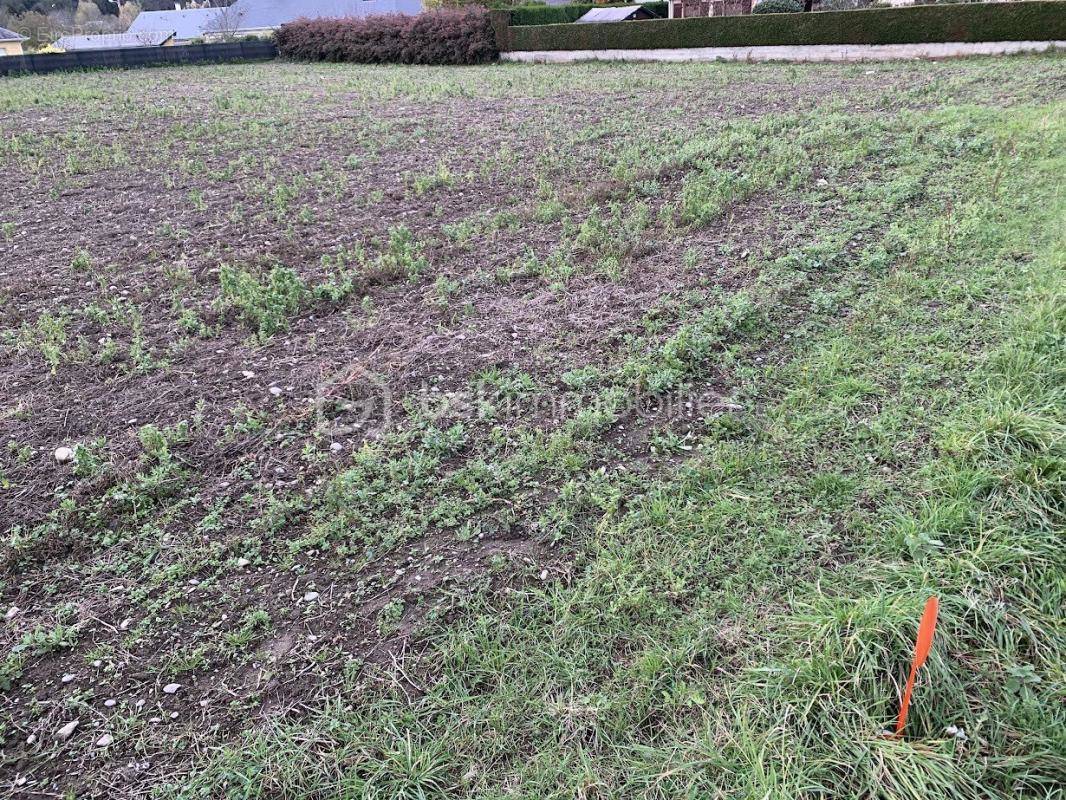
[164,91,1063,799]
[1,57,1062,799]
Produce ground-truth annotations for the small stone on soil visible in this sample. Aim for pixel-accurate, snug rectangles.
[61,673,75,684]
[236,557,251,568]
[56,720,79,741]
[330,442,343,453]
[4,606,18,620]
[104,699,117,708]
[303,591,320,602]
[96,734,114,747]
[162,683,181,695]
[54,446,75,464]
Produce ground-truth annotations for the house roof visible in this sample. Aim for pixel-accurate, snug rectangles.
[0,25,28,42]
[126,7,224,40]
[206,0,423,33]
[55,31,175,51]
[576,6,647,23]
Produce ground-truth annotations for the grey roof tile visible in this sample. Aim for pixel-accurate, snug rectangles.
[0,25,28,41]
[55,31,175,50]
[577,6,650,23]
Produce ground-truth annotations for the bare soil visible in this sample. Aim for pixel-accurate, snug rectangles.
[0,58,1055,797]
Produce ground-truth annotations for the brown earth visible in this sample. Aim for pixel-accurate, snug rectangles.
[0,57,1056,797]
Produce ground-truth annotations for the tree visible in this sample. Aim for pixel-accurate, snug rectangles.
[208,1,244,41]
[117,0,137,27]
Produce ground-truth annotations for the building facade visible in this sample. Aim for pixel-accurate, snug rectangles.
[0,26,27,56]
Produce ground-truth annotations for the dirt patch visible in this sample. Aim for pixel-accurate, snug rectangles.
[1,57,1057,797]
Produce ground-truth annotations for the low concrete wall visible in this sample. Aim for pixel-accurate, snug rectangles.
[502,39,1064,63]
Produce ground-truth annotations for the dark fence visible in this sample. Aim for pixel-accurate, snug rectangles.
[0,40,277,77]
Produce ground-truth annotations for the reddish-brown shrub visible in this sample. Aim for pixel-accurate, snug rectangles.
[275,8,498,65]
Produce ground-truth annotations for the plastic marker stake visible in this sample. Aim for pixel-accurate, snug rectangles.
[896,595,939,736]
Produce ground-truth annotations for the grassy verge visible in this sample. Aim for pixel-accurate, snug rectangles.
[163,101,1065,798]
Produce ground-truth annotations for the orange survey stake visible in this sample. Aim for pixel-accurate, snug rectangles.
[896,596,939,736]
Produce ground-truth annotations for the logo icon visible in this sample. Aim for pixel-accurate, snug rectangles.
[313,363,392,440]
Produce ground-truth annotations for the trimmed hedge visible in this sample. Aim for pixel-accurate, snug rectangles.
[510,2,667,25]
[507,1,1066,50]
[276,8,498,64]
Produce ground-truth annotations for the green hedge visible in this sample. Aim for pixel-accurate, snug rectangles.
[510,2,667,26]
[507,1,1066,49]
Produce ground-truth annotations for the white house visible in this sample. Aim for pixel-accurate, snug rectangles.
[0,26,28,56]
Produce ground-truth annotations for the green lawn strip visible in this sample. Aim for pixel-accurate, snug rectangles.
[160,100,1062,799]
[701,105,1065,798]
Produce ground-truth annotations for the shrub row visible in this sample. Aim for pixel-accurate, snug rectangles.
[752,0,804,12]
[506,1,1066,50]
[509,2,668,26]
[275,7,497,64]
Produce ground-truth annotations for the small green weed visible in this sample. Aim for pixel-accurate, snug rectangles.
[218,263,307,338]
